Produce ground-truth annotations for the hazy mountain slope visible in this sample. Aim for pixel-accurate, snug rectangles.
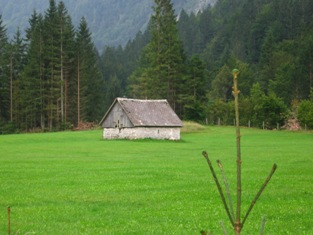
[0,0,216,50]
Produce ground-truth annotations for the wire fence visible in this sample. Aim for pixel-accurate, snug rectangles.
[205,118,310,131]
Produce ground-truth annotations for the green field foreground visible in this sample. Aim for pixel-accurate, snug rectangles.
[0,126,312,234]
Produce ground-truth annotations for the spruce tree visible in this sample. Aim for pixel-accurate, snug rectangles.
[101,46,125,110]
[76,17,104,123]
[8,28,26,126]
[43,0,61,130]
[57,1,76,127]
[182,56,207,121]
[21,11,45,130]
[129,0,186,113]
[21,1,76,131]
[0,15,9,124]
[0,15,7,59]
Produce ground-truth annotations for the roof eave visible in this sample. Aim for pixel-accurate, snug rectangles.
[133,124,183,128]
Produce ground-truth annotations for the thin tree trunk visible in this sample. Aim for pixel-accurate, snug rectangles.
[64,78,67,122]
[77,56,80,124]
[60,29,64,123]
[232,69,242,234]
[40,29,45,130]
[10,53,13,122]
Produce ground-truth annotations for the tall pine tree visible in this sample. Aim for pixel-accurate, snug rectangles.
[43,0,61,130]
[129,0,186,114]
[57,1,76,126]
[0,15,9,125]
[76,17,104,123]
[8,28,26,125]
[21,1,77,131]
[21,11,45,130]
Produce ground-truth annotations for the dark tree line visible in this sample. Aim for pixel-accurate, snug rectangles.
[1,0,313,133]
[0,0,104,133]
[126,0,313,128]
[196,0,313,128]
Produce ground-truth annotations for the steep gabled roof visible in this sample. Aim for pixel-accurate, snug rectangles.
[100,98,183,127]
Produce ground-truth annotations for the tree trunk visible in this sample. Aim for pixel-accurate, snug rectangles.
[10,53,13,122]
[77,56,80,124]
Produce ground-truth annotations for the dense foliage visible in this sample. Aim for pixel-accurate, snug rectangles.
[0,0,104,133]
[1,0,313,133]
[129,0,188,115]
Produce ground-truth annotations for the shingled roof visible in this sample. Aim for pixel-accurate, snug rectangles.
[100,98,183,127]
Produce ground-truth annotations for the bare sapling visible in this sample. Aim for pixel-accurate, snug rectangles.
[201,69,277,234]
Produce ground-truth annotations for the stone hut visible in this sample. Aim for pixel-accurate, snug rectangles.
[99,98,183,140]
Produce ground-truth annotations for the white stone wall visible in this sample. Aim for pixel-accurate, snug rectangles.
[103,127,181,140]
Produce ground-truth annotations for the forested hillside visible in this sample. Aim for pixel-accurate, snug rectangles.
[104,0,313,130]
[0,0,216,49]
[1,0,313,134]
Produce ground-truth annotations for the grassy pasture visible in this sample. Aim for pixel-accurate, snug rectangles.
[0,126,312,234]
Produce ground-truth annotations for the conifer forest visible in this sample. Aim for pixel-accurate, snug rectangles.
[1,0,313,133]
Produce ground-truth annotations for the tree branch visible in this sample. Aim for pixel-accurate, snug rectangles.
[202,151,235,226]
[241,164,277,229]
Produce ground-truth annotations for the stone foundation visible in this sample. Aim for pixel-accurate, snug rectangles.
[103,127,180,140]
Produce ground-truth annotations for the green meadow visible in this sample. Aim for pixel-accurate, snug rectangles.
[0,125,312,234]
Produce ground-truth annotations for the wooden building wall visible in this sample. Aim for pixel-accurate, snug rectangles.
[101,103,133,128]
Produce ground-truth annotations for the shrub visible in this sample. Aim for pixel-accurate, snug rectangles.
[207,99,235,125]
[0,120,18,134]
[297,100,313,129]
[241,83,288,129]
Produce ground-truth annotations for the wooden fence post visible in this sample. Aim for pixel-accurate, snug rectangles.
[8,206,11,235]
